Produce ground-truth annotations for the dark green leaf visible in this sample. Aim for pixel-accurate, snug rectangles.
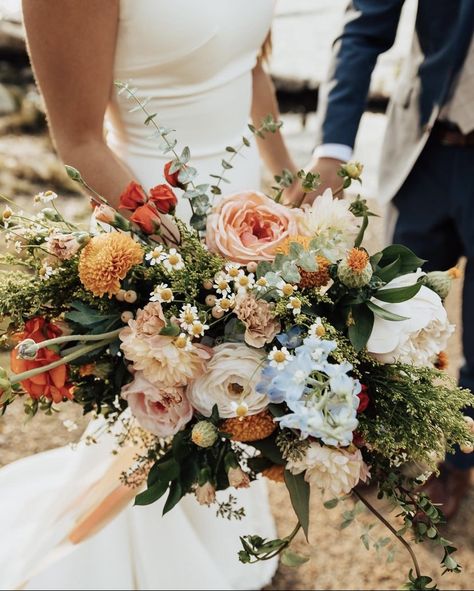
[147,458,180,487]
[162,480,183,515]
[284,470,310,540]
[374,282,422,303]
[366,300,408,321]
[323,498,339,509]
[378,244,426,274]
[348,304,374,352]
[375,255,401,283]
[135,480,169,506]
[251,435,285,465]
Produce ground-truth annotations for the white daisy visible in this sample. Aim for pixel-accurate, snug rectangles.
[188,320,209,338]
[287,297,302,316]
[308,318,326,338]
[34,190,58,204]
[145,245,166,266]
[179,304,199,330]
[14,241,22,253]
[39,264,57,281]
[150,283,174,304]
[214,295,236,313]
[230,400,249,418]
[276,279,298,298]
[225,263,241,280]
[234,271,255,294]
[174,332,193,352]
[163,249,185,272]
[268,346,292,370]
[254,276,269,292]
[213,271,231,296]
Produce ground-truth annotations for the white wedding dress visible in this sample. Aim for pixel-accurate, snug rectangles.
[0,1,279,589]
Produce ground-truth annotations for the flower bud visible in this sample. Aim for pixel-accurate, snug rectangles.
[124,290,137,304]
[195,481,216,506]
[423,269,460,300]
[463,416,474,434]
[337,248,373,288]
[341,161,363,180]
[121,311,134,323]
[225,452,250,489]
[16,339,39,360]
[191,421,218,448]
[460,442,474,454]
[73,231,91,246]
[41,208,62,222]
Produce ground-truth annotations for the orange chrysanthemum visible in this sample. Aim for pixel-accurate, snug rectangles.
[262,464,285,483]
[435,351,449,371]
[299,255,331,289]
[346,248,369,273]
[220,410,277,442]
[78,232,144,297]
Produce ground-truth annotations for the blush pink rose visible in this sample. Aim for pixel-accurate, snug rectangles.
[121,371,192,437]
[206,191,298,263]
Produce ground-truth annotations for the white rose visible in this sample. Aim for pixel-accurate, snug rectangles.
[367,271,454,366]
[187,343,268,418]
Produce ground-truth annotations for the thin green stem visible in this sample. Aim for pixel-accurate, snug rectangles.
[10,338,117,386]
[20,328,122,352]
[353,489,422,579]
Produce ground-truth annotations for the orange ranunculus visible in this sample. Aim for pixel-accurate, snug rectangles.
[149,184,177,215]
[131,203,162,234]
[119,181,147,212]
[164,161,187,190]
[10,317,73,403]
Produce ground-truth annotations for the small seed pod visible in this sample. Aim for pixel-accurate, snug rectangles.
[246,261,258,274]
[205,294,217,307]
[116,289,126,302]
[212,307,224,319]
[202,279,213,290]
[460,442,474,454]
[124,290,137,304]
[121,311,134,323]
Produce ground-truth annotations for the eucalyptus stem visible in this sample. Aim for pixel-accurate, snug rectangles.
[21,328,122,352]
[10,338,117,386]
[353,489,422,579]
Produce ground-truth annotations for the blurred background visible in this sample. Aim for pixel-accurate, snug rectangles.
[0,1,472,589]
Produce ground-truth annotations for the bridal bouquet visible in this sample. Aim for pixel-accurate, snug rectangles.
[0,85,473,590]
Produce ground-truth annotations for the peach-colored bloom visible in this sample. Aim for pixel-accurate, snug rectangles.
[121,371,192,437]
[195,482,216,506]
[206,192,298,263]
[227,466,250,489]
[234,293,280,348]
[120,302,211,387]
[45,232,82,261]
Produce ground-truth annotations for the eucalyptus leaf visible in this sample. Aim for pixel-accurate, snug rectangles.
[298,252,318,272]
[281,549,310,567]
[281,261,301,284]
[159,323,181,337]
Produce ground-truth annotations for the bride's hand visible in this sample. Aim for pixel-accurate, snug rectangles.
[299,156,345,206]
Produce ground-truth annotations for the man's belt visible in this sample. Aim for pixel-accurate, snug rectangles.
[433,121,474,146]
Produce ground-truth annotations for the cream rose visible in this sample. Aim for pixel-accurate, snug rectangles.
[366,271,454,366]
[206,191,298,263]
[187,343,268,418]
[121,371,192,437]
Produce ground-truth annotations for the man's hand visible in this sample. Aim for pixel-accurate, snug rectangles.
[300,156,345,206]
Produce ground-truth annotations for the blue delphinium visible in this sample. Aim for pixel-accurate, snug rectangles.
[257,334,361,447]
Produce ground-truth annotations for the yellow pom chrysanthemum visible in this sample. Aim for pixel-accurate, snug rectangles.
[78,232,144,297]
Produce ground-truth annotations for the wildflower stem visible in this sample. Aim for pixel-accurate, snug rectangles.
[10,338,118,386]
[20,328,123,353]
[353,489,421,579]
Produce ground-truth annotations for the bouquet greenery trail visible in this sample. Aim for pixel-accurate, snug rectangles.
[0,83,473,590]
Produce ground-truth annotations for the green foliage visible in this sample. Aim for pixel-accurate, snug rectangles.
[358,362,473,467]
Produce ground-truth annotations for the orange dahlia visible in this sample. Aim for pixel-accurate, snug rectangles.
[262,464,285,483]
[220,410,277,442]
[78,232,144,297]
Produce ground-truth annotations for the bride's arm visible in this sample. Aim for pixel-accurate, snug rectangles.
[251,57,297,181]
[22,0,132,209]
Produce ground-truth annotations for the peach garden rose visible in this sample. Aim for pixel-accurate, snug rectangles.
[206,191,298,263]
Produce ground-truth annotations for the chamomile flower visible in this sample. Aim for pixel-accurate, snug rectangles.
[34,191,58,204]
[213,272,231,296]
[163,249,185,272]
[175,332,193,352]
[234,271,255,293]
[2,206,13,227]
[179,304,199,330]
[287,297,302,316]
[214,295,236,313]
[308,318,326,339]
[230,400,249,418]
[188,320,209,338]
[38,264,57,281]
[145,245,166,266]
[276,279,298,298]
[225,263,241,280]
[268,346,292,370]
[150,283,174,304]
[14,241,22,253]
[254,276,269,292]
[63,419,78,432]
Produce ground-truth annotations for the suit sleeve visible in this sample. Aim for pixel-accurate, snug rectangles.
[316,0,405,149]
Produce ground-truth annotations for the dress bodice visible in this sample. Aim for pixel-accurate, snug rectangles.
[107,0,275,162]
